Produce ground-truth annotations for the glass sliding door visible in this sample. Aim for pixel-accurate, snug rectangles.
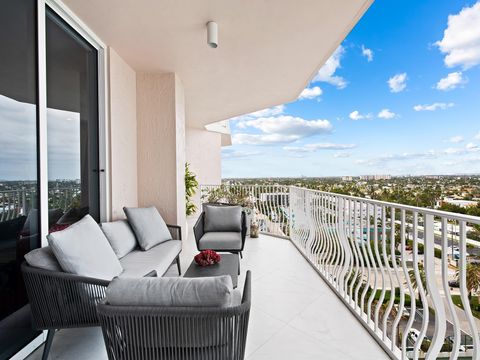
[46,8,100,226]
[0,0,41,358]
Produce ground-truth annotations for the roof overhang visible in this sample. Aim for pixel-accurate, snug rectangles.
[61,0,373,128]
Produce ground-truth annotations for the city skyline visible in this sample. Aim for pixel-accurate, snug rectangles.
[222,0,480,178]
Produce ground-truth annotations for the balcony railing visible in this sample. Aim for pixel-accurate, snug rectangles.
[201,184,480,359]
[0,186,81,222]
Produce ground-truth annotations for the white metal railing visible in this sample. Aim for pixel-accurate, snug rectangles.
[0,186,81,222]
[201,184,480,359]
[200,184,290,238]
[290,186,480,360]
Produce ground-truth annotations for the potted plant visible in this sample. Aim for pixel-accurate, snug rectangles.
[185,163,199,217]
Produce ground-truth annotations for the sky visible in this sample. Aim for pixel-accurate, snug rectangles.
[0,94,81,181]
[222,0,480,178]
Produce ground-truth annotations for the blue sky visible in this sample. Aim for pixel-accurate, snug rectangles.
[222,0,480,178]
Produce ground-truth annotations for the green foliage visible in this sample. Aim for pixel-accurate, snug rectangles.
[185,163,198,216]
[202,185,254,209]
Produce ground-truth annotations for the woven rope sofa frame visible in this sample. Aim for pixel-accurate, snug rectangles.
[97,271,251,360]
[21,224,182,360]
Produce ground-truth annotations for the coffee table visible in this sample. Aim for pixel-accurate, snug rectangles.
[183,253,240,288]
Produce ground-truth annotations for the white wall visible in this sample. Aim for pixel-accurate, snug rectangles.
[186,127,222,211]
[108,48,138,220]
[136,73,186,234]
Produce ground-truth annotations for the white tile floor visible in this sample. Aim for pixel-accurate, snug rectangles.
[27,227,387,360]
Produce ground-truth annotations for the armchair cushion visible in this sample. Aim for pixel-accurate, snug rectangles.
[199,232,242,251]
[24,246,62,272]
[106,275,234,307]
[123,206,172,250]
[101,220,138,258]
[47,215,123,281]
[204,205,242,232]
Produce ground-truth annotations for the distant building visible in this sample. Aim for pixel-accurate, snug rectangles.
[359,175,391,181]
[342,176,353,181]
[437,198,478,208]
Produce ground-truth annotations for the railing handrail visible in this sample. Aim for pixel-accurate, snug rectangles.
[289,185,480,224]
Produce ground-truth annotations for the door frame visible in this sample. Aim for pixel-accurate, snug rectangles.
[12,1,109,358]
[37,0,109,248]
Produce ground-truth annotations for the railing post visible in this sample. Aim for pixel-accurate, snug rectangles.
[423,214,446,359]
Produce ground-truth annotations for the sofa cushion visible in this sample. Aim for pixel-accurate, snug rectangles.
[199,232,242,251]
[123,206,171,250]
[204,205,242,232]
[47,215,123,280]
[119,240,182,278]
[101,220,138,259]
[24,246,62,272]
[106,275,234,307]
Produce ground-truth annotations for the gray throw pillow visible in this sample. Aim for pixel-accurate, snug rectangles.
[101,220,138,258]
[47,215,123,281]
[123,207,172,251]
[204,205,242,232]
[24,246,62,272]
[106,275,234,307]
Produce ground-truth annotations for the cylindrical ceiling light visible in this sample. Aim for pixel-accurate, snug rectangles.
[207,21,218,48]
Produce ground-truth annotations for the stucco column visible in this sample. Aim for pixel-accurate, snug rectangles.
[136,73,186,237]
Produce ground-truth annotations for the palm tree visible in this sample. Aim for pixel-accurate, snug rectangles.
[456,263,480,299]
[408,264,427,301]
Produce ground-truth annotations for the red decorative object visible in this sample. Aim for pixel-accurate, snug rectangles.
[194,250,221,266]
[49,223,71,233]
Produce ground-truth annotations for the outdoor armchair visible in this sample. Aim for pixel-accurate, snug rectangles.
[97,271,251,360]
[193,204,247,257]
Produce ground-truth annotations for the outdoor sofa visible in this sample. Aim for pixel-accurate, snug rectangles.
[22,206,182,359]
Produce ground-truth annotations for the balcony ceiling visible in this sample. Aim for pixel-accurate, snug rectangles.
[61,0,373,128]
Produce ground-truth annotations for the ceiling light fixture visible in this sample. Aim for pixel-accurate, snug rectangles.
[207,21,218,48]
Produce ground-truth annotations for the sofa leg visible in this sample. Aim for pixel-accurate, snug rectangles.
[42,329,55,360]
[176,256,182,275]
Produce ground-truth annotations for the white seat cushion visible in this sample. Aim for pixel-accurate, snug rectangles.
[119,240,182,278]
[199,232,242,250]
[47,215,123,281]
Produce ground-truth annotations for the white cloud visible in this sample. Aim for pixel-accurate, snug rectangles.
[413,102,454,111]
[377,109,396,119]
[449,135,464,143]
[435,71,467,91]
[232,133,300,145]
[233,115,332,145]
[298,86,322,100]
[232,105,286,127]
[349,110,371,121]
[361,45,373,62]
[312,45,348,89]
[475,132,480,140]
[435,2,480,70]
[283,143,356,153]
[388,73,407,93]
[333,152,352,158]
[357,143,480,166]
[222,149,261,159]
[466,142,480,150]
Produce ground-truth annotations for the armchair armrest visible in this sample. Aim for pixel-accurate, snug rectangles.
[240,211,247,250]
[166,224,182,241]
[193,212,205,249]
